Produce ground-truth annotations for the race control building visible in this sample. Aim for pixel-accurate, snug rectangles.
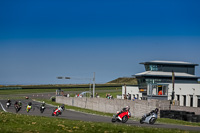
[122,60,200,107]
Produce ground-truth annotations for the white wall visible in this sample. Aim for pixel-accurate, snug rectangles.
[122,83,200,107]
[167,83,200,107]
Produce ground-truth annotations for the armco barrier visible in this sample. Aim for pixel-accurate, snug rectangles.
[56,96,171,118]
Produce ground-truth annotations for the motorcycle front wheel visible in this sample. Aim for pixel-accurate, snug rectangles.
[140,119,144,124]
[111,118,117,123]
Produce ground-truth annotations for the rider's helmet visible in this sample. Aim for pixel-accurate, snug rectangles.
[126,106,130,111]
[43,101,45,104]
[28,102,32,106]
[155,108,159,114]
[61,104,65,109]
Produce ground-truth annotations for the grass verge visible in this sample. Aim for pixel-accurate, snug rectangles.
[0,111,197,133]
[0,87,121,96]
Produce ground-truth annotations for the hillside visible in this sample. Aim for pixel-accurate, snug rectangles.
[107,77,138,85]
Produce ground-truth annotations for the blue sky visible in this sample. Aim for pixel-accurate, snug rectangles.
[0,0,200,85]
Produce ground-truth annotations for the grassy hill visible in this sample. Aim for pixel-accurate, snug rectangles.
[107,77,138,85]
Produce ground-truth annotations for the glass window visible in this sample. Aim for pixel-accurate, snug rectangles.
[148,84,168,96]
[149,65,158,71]
[145,65,150,71]
[152,85,157,95]
[158,85,163,95]
[163,86,167,95]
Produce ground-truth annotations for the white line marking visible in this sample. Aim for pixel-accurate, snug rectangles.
[0,102,7,112]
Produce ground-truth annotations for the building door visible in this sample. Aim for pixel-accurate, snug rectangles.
[190,96,193,107]
[198,96,200,107]
[177,95,180,105]
[183,95,186,106]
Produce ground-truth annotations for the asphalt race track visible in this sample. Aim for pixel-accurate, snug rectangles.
[1,99,200,131]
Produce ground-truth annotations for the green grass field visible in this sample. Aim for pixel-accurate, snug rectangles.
[0,86,121,95]
[0,111,197,133]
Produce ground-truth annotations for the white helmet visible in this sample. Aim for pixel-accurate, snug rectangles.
[126,106,130,111]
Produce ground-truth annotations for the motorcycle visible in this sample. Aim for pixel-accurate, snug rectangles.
[15,105,21,113]
[111,110,131,123]
[52,106,64,116]
[40,106,45,113]
[26,105,32,113]
[140,109,158,125]
[6,102,11,108]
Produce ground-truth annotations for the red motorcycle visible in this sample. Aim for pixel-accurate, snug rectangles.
[111,110,131,123]
[52,105,65,116]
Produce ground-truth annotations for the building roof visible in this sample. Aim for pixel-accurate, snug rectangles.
[140,60,199,66]
[134,71,199,78]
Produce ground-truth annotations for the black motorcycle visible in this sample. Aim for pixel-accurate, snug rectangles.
[6,102,11,108]
[15,105,21,113]
[40,106,45,113]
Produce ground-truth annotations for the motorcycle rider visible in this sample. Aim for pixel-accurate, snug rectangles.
[118,105,130,114]
[26,102,32,112]
[40,101,46,111]
[6,99,11,107]
[58,104,65,111]
[14,101,22,112]
[117,106,131,121]
[52,104,65,115]
[14,101,18,109]
[7,99,11,104]
[14,101,22,108]
[14,101,18,106]
[53,104,65,112]
[41,101,45,107]
[18,101,22,107]
[142,108,159,120]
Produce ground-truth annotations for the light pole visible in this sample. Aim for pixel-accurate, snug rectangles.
[93,72,95,98]
[57,72,96,98]
[171,70,175,106]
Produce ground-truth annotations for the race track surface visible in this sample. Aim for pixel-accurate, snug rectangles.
[1,99,200,131]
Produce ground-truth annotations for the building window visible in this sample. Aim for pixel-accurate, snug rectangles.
[162,85,167,95]
[158,85,162,95]
[150,65,158,71]
[148,84,168,96]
